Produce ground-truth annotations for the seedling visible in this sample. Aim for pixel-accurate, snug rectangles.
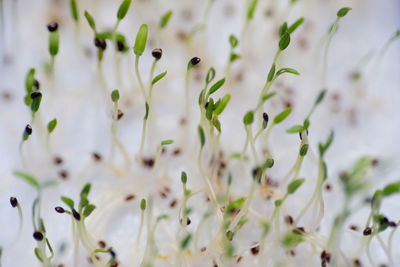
[110,89,131,173]
[47,23,59,74]
[320,7,351,87]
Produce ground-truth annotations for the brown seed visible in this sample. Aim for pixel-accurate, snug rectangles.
[59,170,69,180]
[125,194,135,201]
[285,215,294,225]
[98,240,106,248]
[363,227,372,236]
[54,156,63,165]
[117,109,124,120]
[353,259,362,267]
[236,256,243,263]
[200,247,207,252]
[371,158,379,167]
[142,158,155,168]
[160,191,167,198]
[250,245,260,255]
[172,148,181,156]
[350,225,358,231]
[169,199,177,208]
[325,183,332,191]
[289,250,296,256]
[93,152,102,161]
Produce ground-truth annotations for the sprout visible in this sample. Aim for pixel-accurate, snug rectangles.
[287,178,305,194]
[134,24,148,56]
[273,107,292,124]
[243,110,254,125]
[140,199,146,211]
[84,11,96,31]
[337,7,352,18]
[160,10,173,28]
[117,0,132,21]
[279,32,291,50]
[47,119,57,134]
[181,171,187,184]
[111,89,120,102]
[70,0,79,22]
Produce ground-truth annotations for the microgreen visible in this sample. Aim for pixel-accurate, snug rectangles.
[160,10,173,29]
[134,24,148,57]
[70,0,78,22]
[47,119,57,134]
[117,0,132,21]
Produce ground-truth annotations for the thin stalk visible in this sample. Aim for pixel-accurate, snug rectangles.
[321,18,339,88]
[135,55,147,99]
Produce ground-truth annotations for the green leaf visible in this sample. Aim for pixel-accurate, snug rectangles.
[212,118,221,132]
[111,89,120,102]
[267,64,275,82]
[140,199,146,211]
[61,196,75,209]
[30,92,42,113]
[229,34,239,48]
[206,98,214,121]
[84,11,96,31]
[80,183,91,197]
[275,68,300,78]
[288,17,304,34]
[318,131,334,156]
[160,10,173,28]
[229,53,241,63]
[337,7,351,18]
[279,22,288,37]
[34,247,43,262]
[161,139,174,146]
[70,0,79,22]
[117,0,132,20]
[282,232,303,248]
[247,0,258,20]
[287,178,305,194]
[83,204,96,217]
[198,125,205,147]
[45,238,54,257]
[25,68,36,93]
[208,78,225,96]
[243,110,254,125]
[273,107,292,124]
[181,234,192,249]
[279,32,291,50]
[152,71,167,85]
[205,67,216,84]
[214,94,230,115]
[299,144,309,156]
[134,24,148,56]
[144,102,149,120]
[226,197,245,214]
[262,92,277,102]
[383,181,400,196]
[96,32,112,40]
[13,171,40,189]
[275,199,282,207]
[286,125,304,133]
[181,171,187,184]
[49,31,59,56]
[47,119,57,134]
[315,89,326,105]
